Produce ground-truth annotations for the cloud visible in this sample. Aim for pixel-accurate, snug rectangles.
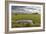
[12,6,41,14]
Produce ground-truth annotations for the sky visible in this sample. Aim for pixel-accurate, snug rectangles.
[12,6,41,14]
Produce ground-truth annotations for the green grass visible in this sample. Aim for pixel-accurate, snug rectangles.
[12,14,41,28]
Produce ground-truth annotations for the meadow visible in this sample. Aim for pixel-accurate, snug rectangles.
[12,13,41,28]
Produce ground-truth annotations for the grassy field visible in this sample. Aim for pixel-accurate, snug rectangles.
[12,14,41,28]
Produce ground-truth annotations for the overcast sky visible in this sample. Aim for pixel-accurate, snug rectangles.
[12,6,41,14]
